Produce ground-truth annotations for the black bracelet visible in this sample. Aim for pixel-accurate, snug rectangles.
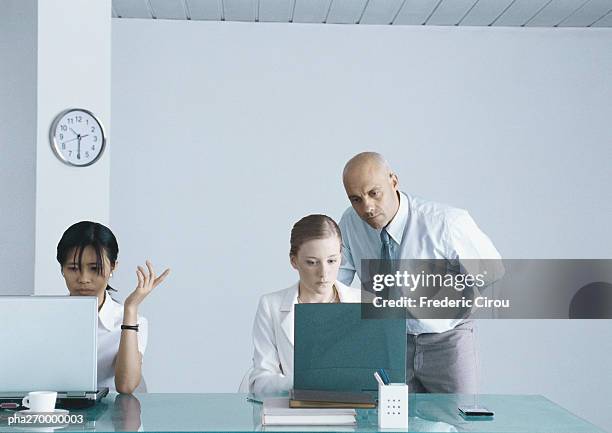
[121,324,139,332]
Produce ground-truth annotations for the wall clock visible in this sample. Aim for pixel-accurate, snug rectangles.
[49,109,106,167]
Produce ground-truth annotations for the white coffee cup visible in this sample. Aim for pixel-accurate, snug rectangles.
[21,391,57,412]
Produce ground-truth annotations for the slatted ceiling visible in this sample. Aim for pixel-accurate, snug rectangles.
[392,0,439,25]
[259,0,294,22]
[327,0,368,24]
[149,0,187,19]
[223,0,258,21]
[558,0,612,26]
[460,0,515,25]
[113,0,152,18]
[591,7,612,24]
[293,0,332,23]
[112,0,612,25]
[526,0,589,26]
[360,0,404,24]
[491,0,548,25]
[427,0,479,25]
[186,0,222,20]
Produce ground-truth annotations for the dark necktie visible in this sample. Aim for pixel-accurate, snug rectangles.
[381,229,393,261]
[379,229,394,276]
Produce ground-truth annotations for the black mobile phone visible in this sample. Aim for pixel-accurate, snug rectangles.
[458,406,494,418]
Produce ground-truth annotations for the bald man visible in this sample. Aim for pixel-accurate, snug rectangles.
[338,152,502,393]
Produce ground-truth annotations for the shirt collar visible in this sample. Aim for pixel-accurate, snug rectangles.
[280,283,299,312]
[384,191,409,245]
[335,281,354,302]
[98,292,120,331]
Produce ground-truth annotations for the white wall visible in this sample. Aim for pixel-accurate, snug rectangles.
[110,20,612,430]
[0,0,37,295]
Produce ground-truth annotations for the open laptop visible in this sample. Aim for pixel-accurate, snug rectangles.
[294,303,406,393]
[0,296,108,408]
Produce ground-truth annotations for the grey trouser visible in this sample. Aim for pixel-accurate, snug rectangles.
[406,320,478,393]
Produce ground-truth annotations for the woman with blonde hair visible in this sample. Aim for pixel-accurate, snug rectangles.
[249,214,362,396]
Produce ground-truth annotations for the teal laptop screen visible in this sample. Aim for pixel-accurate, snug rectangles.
[294,303,406,392]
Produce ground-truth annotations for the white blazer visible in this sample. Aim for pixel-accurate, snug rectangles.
[249,281,363,396]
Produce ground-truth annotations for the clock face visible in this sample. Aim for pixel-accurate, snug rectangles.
[50,109,106,167]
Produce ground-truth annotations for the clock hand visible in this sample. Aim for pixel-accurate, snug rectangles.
[77,135,81,159]
[70,127,78,136]
[61,135,89,146]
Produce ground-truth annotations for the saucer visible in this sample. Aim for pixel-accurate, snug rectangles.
[12,409,70,431]
[14,426,67,432]
[19,409,69,414]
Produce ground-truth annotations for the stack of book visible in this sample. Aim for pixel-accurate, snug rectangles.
[290,389,376,409]
[262,398,357,426]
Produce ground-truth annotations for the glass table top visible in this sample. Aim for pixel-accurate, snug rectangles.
[0,393,604,432]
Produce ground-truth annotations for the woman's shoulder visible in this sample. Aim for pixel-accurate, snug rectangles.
[258,283,299,308]
[336,281,372,302]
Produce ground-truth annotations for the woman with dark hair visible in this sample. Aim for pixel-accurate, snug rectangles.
[57,221,170,394]
[249,214,362,396]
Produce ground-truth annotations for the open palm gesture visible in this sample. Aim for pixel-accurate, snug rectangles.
[124,260,170,310]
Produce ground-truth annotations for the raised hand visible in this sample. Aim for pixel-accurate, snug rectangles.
[124,260,170,312]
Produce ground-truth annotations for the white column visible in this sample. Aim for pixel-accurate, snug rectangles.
[0,0,111,295]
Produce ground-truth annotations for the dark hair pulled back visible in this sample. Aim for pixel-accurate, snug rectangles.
[57,221,119,292]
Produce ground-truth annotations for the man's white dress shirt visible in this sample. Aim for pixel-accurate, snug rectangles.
[339,192,502,334]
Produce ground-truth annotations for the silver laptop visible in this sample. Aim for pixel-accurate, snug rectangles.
[0,296,107,407]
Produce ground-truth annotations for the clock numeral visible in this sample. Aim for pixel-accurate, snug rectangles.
[59,133,64,140]
[60,125,67,132]
[76,116,82,123]
[91,145,95,151]
[93,136,98,142]
[85,151,90,158]
[67,118,74,124]
[61,143,66,150]
[91,126,95,133]
[68,150,72,156]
